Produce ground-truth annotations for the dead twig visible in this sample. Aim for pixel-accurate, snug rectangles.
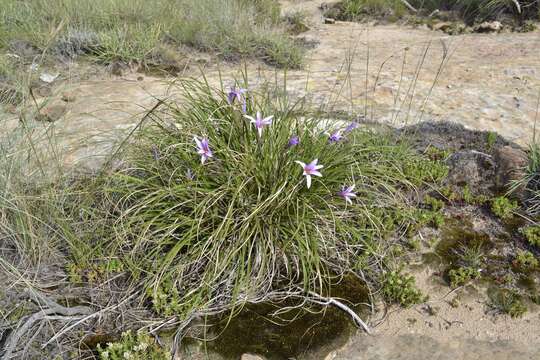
[2,291,92,360]
[307,291,371,334]
[399,0,417,13]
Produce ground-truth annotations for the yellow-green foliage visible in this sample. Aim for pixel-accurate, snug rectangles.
[491,196,518,220]
[521,226,540,247]
[514,250,538,271]
[382,270,425,307]
[97,331,170,360]
[402,157,448,186]
[448,267,479,287]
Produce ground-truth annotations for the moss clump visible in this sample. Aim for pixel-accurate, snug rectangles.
[382,270,425,307]
[514,250,539,271]
[491,196,518,220]
[97,331,170,360]
[402,157,449,186]
[424,145,452,161]
[521,225,540,247]
[448,267,479,287]
[423,195,444,211]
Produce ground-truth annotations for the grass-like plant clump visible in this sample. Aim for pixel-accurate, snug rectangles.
[488,288,527,318]
[61,78,446,321]
[0,0,303,68]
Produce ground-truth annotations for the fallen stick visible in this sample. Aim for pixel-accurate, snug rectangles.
[307,291,371,334]
[399,0,418,13]
[2,303,91,360]
[512,0,521,14]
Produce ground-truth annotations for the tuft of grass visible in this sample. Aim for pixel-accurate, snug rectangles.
[63,78,446,320]
[0,0,303,68]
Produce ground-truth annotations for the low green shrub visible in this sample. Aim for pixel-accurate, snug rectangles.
[381,270,424,307]
[521,225,540,247]
[488,288,527,318]
[97,331,170,360]
[514,250,539,271]
[491,196,518,220]
[448,267,479,287]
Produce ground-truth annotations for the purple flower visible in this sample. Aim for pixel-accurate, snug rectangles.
[244,111,273,137]
[295,159,323,189]
[337,185,356,205]
[194,136,213,164]
[227,86,247,113]
[328,130,343,143]
[288,136,300,147]
[344,122,359,133]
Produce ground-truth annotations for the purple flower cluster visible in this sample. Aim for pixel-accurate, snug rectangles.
[194,92,360,205]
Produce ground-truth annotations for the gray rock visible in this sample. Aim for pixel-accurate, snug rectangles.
[494,145,528,197]
[445,150,497,196]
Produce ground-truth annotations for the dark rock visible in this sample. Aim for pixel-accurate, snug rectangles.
[445,150,497,195]
[398,121,512,154]
[494,145,528,198]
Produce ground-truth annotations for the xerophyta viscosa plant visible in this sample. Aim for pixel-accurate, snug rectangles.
[98,78,445,319]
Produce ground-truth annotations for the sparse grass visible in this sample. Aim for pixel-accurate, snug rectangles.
[0,0,304,68]
[328,0,539,24]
